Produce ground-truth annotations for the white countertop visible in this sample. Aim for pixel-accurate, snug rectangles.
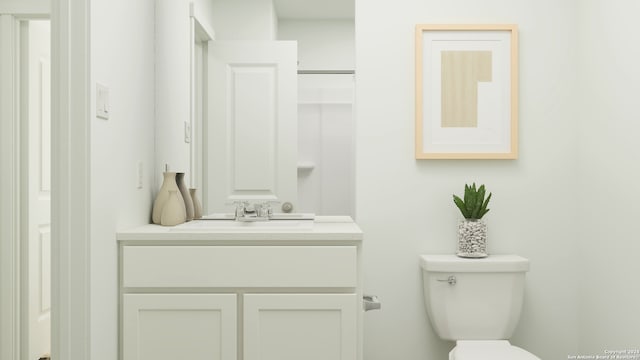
[116,216,363,242]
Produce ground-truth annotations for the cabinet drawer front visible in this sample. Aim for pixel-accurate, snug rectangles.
[122,246,357,288]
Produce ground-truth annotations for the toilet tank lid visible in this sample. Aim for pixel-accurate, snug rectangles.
[420,254,530,272]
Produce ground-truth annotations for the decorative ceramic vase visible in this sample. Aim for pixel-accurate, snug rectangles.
[160,190,187,226]
[152,172,183,224]
[176,172,194,221]
[190,188,203,219]
[457,219,488,258]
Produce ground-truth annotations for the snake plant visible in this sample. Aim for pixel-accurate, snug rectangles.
[453,183,492,220]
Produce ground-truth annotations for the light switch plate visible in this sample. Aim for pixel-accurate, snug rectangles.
[184,121,191,143]
[96,83,110,120]
[137,162,143,189]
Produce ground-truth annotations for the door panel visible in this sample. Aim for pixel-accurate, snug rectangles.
[25,19,51,360]
[208,41,297,213]
[122,294,237,360]
[244,294,357,360]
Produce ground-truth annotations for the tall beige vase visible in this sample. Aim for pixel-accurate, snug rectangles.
[190,188,203,219]
[160,190,186,226]
[152,172,182,224]
[176,173,194,221]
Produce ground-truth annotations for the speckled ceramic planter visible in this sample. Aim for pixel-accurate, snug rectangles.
[457,219,487,258]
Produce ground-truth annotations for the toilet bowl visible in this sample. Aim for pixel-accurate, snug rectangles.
[420,254,540,360]
[449,340,540,360]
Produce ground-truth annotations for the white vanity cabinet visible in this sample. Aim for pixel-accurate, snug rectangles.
[117,217,363,360]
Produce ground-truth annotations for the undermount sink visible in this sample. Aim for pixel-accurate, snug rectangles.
[169,219,314,232]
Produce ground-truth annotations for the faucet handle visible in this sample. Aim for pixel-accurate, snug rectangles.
[254,202,271,217]
[226,201,248,218]
[256,205,269,217]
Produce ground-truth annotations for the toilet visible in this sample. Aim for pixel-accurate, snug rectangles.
[420,254,540,360]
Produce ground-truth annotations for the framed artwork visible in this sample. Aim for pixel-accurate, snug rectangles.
[415,24,518,159]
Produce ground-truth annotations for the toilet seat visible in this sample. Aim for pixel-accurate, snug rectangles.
[450,340,540,360]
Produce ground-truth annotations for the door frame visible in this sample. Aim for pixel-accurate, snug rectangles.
[0,13,22,360]
[50,0,91,359]
[189,3,213,210]
[0,13,53,360]
[0,1,91,360]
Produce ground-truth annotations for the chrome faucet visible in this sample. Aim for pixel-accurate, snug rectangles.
[232,201,275,222]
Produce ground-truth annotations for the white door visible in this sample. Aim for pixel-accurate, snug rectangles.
[122,294,237,360]
[244,294,357,360]
[24,19,51,360]
[208,41,297,213]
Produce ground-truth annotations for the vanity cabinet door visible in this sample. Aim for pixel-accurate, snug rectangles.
[122,294,237,360]
[243,294,357,360]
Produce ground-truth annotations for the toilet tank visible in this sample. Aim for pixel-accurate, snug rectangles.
[420,255,529,341]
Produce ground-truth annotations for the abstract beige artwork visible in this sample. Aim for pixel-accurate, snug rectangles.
[415,24,518,159]
[441,51,492,128]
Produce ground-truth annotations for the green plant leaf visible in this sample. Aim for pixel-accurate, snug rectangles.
[463,184,471,206]
[472,185,486,219]
[478,185,485,200]
[453,195,469,218]
[465,185,476,215]
[454,183,492,219]
[478,192,492,219]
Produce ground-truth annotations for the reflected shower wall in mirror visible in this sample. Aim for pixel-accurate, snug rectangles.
[296,74,354,218]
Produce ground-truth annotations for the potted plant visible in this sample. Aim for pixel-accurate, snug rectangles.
[453,183,492,258]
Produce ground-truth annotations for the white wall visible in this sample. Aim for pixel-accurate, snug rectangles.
[90,0,156,359]
[577,0,640,354]
[211,0,277,40]
[155,0,215,187]
[154,0,192,181]
[0,0,49,14]
[278,19,354,71]
[356,0,581,359]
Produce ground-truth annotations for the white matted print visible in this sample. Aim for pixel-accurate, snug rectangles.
[415,25,518,159]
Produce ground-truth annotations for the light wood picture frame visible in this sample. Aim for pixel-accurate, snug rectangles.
[415,24,518,159]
